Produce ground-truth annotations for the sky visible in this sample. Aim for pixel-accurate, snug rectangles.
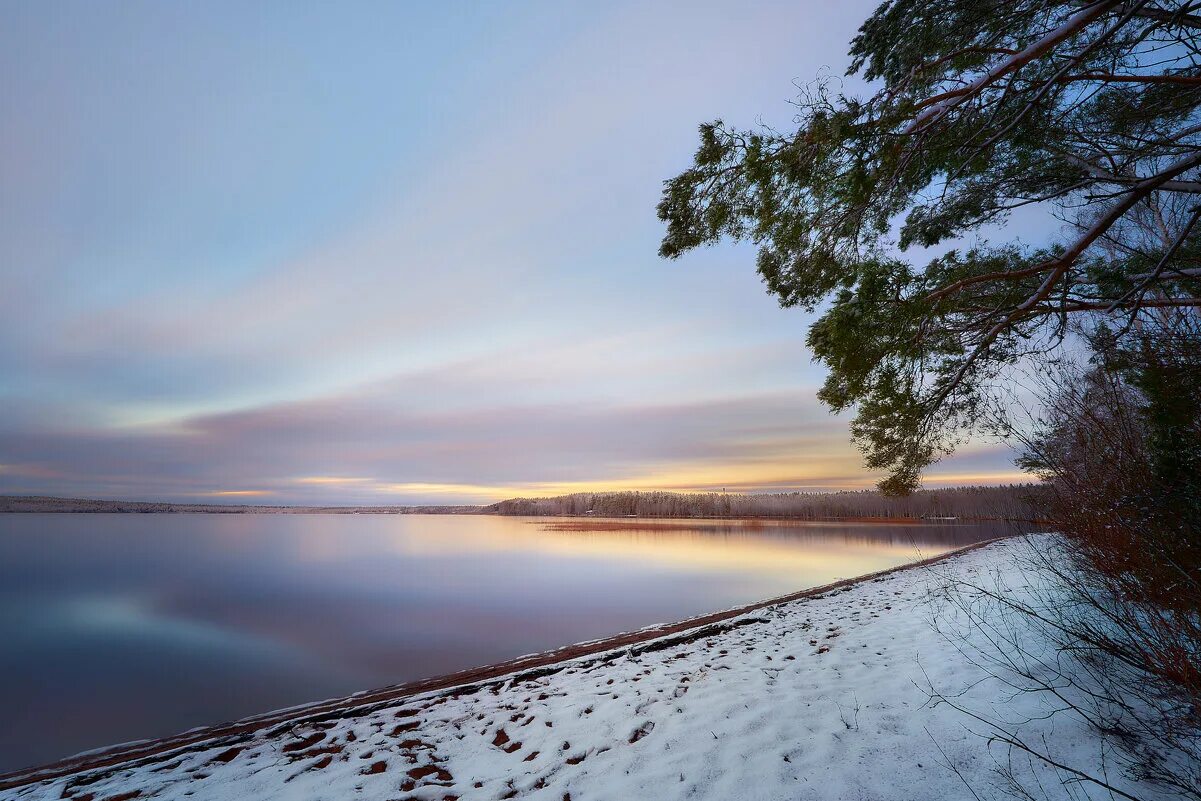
[0,0,1036,505]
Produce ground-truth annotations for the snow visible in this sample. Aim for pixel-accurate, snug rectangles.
[1,536,1174,801]
[47,740,153,761]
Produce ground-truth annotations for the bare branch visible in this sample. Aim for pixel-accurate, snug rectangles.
[1061,152,1201,193]
[905,1,1124,134]
[930,148,1201,407]
[1105,203,1201,311]
[1129,265,1201,279]
[1058,71,1201,85]
[1110,1,1201,29]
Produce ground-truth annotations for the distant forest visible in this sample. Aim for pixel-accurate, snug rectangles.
[2,486,1046,521]
[484,486,1047,522]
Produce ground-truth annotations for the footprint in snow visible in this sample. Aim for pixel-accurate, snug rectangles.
[629,721,655,743]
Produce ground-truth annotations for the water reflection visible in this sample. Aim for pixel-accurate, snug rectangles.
[0,514,1023,772]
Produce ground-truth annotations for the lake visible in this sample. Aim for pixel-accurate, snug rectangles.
[0,513,1021,772]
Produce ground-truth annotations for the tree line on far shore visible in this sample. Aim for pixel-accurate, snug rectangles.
[484,485,1046,521]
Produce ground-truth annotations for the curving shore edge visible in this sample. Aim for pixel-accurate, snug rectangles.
[0,537,1007,792]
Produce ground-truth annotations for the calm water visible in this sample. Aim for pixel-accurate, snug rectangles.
[0,513,1020,771]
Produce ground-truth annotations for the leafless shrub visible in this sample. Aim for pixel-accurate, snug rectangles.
[925,537,1199,801]
[927,311,1201,799]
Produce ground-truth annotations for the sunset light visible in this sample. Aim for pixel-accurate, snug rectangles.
[2,2,1195,799]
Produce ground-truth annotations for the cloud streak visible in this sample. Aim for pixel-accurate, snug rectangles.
[0,378,1021,503]
[0,1,1031,501]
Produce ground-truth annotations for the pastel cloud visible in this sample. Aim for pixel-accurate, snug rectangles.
[0,376,1020,503]
[0,1,1030,502]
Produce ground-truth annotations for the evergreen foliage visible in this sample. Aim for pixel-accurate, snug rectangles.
[659,0,1201,492]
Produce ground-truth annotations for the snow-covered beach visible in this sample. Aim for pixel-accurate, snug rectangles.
[1,536,1167,801]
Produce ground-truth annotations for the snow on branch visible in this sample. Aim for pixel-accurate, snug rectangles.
[904,1,1123,134]
[929,147,1201,405]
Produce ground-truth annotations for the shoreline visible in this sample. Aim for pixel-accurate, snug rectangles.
[0,496,1040,525]
[0,493,1046,524]
[0,536,1008,791]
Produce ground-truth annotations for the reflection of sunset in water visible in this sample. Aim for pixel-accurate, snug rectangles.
[0,514,1021,771]
[151,515,1024,607]
[278,514,1005,587]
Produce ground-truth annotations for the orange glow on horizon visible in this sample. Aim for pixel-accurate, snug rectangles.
[368,462,1035,503]
[280,513,946,580]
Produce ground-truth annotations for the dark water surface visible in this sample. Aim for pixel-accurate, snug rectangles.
[0,513,1022,771]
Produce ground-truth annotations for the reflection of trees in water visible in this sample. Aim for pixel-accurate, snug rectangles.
[535,518,1032,548]
[493,487,1045,523]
